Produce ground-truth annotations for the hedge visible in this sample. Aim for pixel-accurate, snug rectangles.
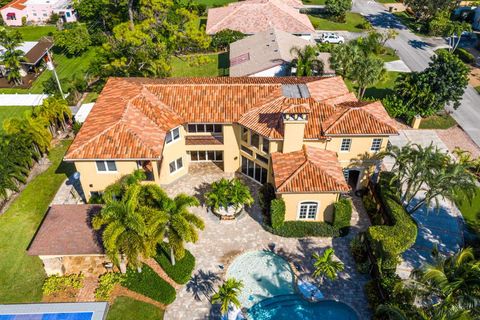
[271,198,286,229]
[366,172,417,265]
[123,265,176,305]
[333,197,352,236]
[268,221,339,237]
[154,244,195,285]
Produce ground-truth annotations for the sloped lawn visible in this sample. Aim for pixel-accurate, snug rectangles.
[107,297,164,320]
[0,140,73,303]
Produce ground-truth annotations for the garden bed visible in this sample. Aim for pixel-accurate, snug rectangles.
[419,113,457,129]
[123,265,176,305]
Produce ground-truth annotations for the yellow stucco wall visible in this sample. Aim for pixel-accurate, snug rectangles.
[280,193,340,222]
[158,126,189,185]
[282,120,306,153]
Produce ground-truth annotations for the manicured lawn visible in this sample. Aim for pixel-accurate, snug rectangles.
[107,297,164,320]
[454,187,480,233]
[83,92,99,104]
[171,53,229,77]
[308,12,370,32]
[363,71,399,99]
[0,140,73,303]
[379,47,400,62]
[0,106,32,128]
[7,25,56,41]
[195,0,237,7]
[302,0,325,4]
[0,47,97,94]
[419,114,457,129]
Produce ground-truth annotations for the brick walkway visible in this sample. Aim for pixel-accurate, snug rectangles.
[76,277,98,302]
[163,164,371,320]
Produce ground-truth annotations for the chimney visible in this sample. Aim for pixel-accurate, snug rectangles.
[282,105,309,153]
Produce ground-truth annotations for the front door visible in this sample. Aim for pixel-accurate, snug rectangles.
[347,170,360,191]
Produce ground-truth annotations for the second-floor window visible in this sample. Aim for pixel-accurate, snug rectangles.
[96,160,117,172]
[340,138,352,152]
[169,157,183,174]
[241,127,248,142]
[187,124,222,134]
[370,138,383,152]
[262,137,270,154]
[251,133,260,149]
[166,127,180,144]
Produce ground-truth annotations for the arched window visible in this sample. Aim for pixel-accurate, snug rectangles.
[298,201,318,220]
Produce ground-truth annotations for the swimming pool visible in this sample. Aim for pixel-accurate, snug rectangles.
[248,295,358,320]
[0,312,93,320]
[226,250,295,308]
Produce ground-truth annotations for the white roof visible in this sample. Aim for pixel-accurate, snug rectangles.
[75,102,95,123]
[0,41,37,57]
[0,94,49,106]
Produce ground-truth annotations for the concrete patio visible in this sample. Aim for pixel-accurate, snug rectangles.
[163,164,371,320]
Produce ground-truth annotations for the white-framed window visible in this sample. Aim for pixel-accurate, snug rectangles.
[96,160,117,172]
[298,202,318,220]
[189,151,223,162]
[169,157,183,174]
[340,138,352,152]
[370,138,383,152]
[165,127,180,144]
[187,124,222,134]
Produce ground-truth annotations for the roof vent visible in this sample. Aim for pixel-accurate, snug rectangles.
[282,84,310,98]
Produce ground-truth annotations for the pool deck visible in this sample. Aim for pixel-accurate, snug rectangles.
[163,164,371,320]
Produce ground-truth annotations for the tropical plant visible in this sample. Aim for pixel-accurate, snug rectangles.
[411,247,480,318]
[92,183,167,270]
[211,278,244,315]
[403,0,456,23]
[210,29,245,51]
[325,0,352,22]
[350,54,385,99]
[330,42,361,77]
[312,248,344,283]
[54,22,92,56]
[3,113,52,154]
[33,97,72,134]
[205,178,254,212]
[452,148,480,175]
[290,45,324,76]
[0,28,25,85]
[383,143,477,215]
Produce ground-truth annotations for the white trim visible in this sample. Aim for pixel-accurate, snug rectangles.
[340,138,352,152]
[168,157,184,175]
[95,160,117,173]
[165,126,181,145]
[297,201,319,221]
[370,138,383,152]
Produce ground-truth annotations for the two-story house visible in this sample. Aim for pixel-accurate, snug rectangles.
[64,76,398,222]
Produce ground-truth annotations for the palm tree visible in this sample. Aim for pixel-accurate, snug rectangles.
[33,97,72,134]
[92,183,167,271]
[290,45,324,76]
[383,143,477,215]
[3,114,52,154]
[350,54,385,99]
[0,29,25,86]
[312,248,344,283]
[413,247,480,317]
[211,278,244,315]
[329,42,361,77]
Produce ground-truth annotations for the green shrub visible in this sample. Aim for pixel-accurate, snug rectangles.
[268,221,339,237]
[205,178,253,211]
[123,265,176,305]
[271,198,285,229]
[455,48,475,64]
[333,197,352,236]
[325,0,352,22]
[210,29,246,51]
[95,272,124,300]
[366,172,417,269]
[350,234,368,263]
[259,183,276,216]
[154,244,195,285]
[42,274,84,295]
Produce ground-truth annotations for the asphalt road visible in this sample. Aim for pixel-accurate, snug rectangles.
[352,0,480,146]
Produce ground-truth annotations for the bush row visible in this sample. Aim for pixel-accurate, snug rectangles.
[366,172,417,268]
[333,197,353,236]
[123,265,176,305]
[154,244,196,285]
[268,221,340,237]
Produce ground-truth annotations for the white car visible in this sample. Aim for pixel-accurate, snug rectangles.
[317,33,345,44]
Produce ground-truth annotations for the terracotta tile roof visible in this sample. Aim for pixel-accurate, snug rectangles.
[185,135,224,145]
[271,145,349,193]
[28,205,104,256]
[1,0,27,10]
[66,76,397,160]
[206,0,314,35]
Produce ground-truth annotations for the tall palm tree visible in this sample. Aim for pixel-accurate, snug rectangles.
[290,45,324,76]
[329,42,361,77]
[350,54,385,99]
[3,114,52,154]
[413,247,480,317]
[33,97,72,134]
[211,278,244,315]
[92,183,167,271]
[0,29,25,86]
[312,248,344,283]
[152,189,204,265]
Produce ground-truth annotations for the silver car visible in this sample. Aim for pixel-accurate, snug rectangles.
[317,32,345,44]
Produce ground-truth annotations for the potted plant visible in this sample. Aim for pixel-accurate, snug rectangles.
[205,178,254,217]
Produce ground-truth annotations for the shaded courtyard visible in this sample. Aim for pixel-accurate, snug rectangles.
[163,163,371,320]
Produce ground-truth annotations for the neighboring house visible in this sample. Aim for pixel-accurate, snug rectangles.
[206,0,315,39]
[0,0,77,27]
[229,28,334,77]
[64,76,398,223]
[0,37,53,76]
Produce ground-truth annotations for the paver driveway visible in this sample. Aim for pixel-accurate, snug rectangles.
[162,164,371,320]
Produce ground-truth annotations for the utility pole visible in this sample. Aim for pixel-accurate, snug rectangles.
[45,48,65,99]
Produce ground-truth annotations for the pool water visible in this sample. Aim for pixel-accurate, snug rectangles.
[0,312,93,320]
[248,295,358,320]
[226,250,295,308]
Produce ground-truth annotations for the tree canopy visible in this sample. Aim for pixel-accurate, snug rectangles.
[325,0,352,22]
[54,23,92,56]
[403,0,456,23]
[0,28,25,86]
